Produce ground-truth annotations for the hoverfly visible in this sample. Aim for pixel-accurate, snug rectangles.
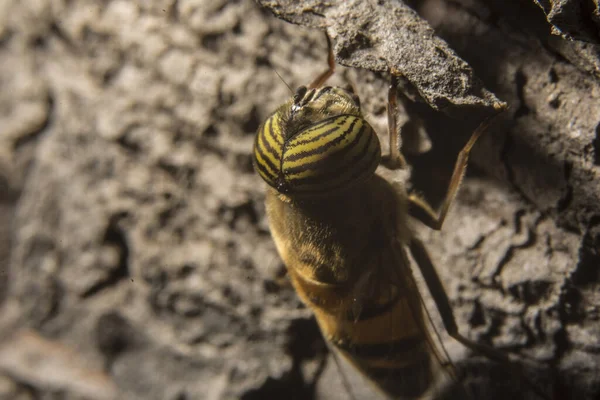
[252,34,542,399]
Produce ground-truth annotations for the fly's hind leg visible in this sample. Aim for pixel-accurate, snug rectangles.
[408,238,508,363]
[408,110,504,230]
[308,34,335,89]
[408,238,550,400]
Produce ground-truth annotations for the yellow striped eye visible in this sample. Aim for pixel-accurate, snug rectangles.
[253,86,381,196]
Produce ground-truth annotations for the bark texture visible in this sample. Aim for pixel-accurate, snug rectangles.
[0,0,599,399]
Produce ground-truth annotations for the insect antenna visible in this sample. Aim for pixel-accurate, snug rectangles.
[270,65,294,95]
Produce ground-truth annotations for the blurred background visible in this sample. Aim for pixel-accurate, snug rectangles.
[0,0,599,399]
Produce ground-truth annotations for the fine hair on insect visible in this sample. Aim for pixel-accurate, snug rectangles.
[253,32,549,400]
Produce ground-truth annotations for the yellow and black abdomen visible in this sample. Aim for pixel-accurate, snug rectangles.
[292,264,434,398]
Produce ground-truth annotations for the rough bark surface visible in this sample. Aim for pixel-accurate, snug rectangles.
[257,0,506,118]
[0,0,598,400]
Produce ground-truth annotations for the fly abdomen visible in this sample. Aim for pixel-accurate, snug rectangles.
[332,323,432,397]
[304,275,435,399]
[359,353,432,399]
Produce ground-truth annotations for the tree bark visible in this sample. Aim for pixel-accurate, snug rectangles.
[0,0,598,399]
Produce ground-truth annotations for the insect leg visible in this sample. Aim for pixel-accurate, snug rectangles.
[408,112,503,230]
[308,34,335,89]
[408,238,551,400]
[382,76,407,170]
[408,238,504,360]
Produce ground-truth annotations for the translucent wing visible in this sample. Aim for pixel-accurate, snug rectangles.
[320,221,468,399]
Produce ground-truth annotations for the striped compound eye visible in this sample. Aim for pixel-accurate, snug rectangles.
[253,87,381,197]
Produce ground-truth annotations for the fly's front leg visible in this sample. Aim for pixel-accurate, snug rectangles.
[382,76,407,170]
[308,34,335,89]
[408,110,505,230]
